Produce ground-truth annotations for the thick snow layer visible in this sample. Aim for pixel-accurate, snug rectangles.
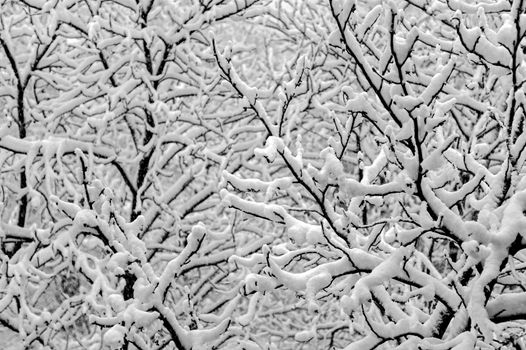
[103,324,126,349]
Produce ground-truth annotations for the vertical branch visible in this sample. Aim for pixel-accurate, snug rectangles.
[0,37,27,229]
[131,3,158,221]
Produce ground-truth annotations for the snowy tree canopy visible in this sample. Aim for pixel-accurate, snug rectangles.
[0,0,526,349]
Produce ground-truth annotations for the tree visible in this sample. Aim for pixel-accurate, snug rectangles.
[0,0,270,348]
[1,0,526,349]
[219,0,526,348]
